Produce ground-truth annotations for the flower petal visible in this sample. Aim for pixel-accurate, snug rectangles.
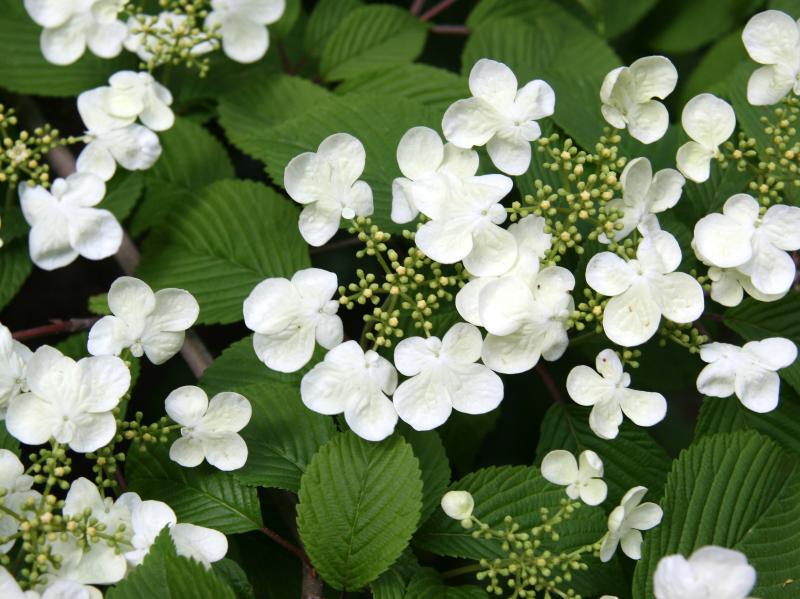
[148,288,199,332]
[566,365,614,406]
[70,412,117,452]
[481,329,543,374]
[202,432,248,471]
[441,322,483,364]
[393,372,452,431]
[170,523,228,566]
[743,337,798,370]
[298,201,341,247]
[415,217,475,264]
[41,17,87,65]
[647,168,685,213]
[541,450,578,486]
[67,207,123,261]
[317,133,366,186]
[676,141,714,183]
[761,203,800,250]
[448,362,503,415]
[396,126,444,180]
[77,355,130,411]
[344,389,398,442]
[742,10,800,66]
[693,213,754,268]
[165,386,208,427]
[169,436,206,468]
[742,231,796,294]
[292,267,338,306]
[463,221,518,276]
[629,55,678,101]
[86,20,127,58]
[589,398,624,440]
[747,64,796,106]
[585,252,635,296]
[602,283,662,347]
[202,392,252,433]
[681,93,736,148]
[140,331,185,365]
[24,0,75,27]
[689,546,756,598]
[76,141,117,181]
[736,368,781,413]
[655,272,705,324]
[221,16,268,63]
[620,528,644,559]
[627,100,669,144]
[468,58,518,109]
[486,132,533,175]
[581,478,608,506]
[253,326,316,373]
[618,388,667,427]
[243,278,300,335]
[442,97,499,149]
[6,392,60,446]
[479,277,533,337]
[514,79,555,120]
[284,152,325,205]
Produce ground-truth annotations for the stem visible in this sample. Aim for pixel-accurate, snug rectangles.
[259,526,312,568]
[535,363,564,404]
[420,0,458,21]
[410,0,426,15]
[431,24,470,34]
[11,317,99,341]
[441,562,483,579]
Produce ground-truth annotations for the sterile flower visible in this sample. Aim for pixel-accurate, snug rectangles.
[104,71,175,131]
[0,324,32,417]
[0,568,101,599]
[24,0,127,65]
[88,276,199,365]
[284,133,373,247]
[600,486,662,562]
[654,546,757,599]
[705,266,786,307]
[600,157,684,242]
[300,341,398,442]
[441,490,474,521]
[586,230,704,347]
[697,338,797,413]
[0,450,39,553]
[393,323,503,431]
[541,449,608,506]
[676,94,736,183]
[243,268,343,373]
[6,346,130,453]
[20,173,122,271]
[165,386,252,471]
[480,266,575,374]
[743,10,800,105]
[600,56,678,144]
[456,215,551,326]
[693,194,800,296]
[442,58,555,175]
[206,0,286,63]
[567,349,667,439]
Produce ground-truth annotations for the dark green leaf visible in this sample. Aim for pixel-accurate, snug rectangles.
[403,568,487,599]
[304,0,363,58]
[0,239,31,311]
[400,427,451,523]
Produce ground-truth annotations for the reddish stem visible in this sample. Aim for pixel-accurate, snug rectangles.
[536,363,564,404]
[12,317,99,341]
[431,24,470,35]
[420,0,457,21]
[260,527,314,569]
[410,0,426,15]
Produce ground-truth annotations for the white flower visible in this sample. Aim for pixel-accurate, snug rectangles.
[697,338,797,413]
[0,567,101,599]
[243,268,343,373]
[586,230,704,347]
[0,450,39,553]
[440,490,474,521]
[480,266,575,374]
[541,449,607,506]
[0,324,32,417]
[6,346,130,453]
[103,71,175,131]
[165,386,252,471]
[676,94,736,183]
[600,56,678,144]
[20,173,122,271]
[24,0,127,65]
[284,133,373,247]
[705,266,786,307]
[393,323,503,431]
[456,214,551,326]
[743,10,800,105]
[693,194,800,296]
[442,58,555,175]
[567,349,667,439]
[124,12,215,63]
[654,546,756,599]
[300,341,398,442]
[600,486,662,562]
[600,157,684,242]
[206,0,285,63]
[88,276,199,365]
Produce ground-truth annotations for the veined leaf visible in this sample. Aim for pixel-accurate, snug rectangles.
[400,427,451,523]
[0,240,31,311]
[304,0,363,58]
[402,568,486,599]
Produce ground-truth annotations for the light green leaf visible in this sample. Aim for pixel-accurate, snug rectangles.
[726,62,774,152]
[304,0,363,58]
[104,172,144,222]
[297,431,423,590]
[680,29,748,106]
[400,427,451,523]
[402,568,486,599]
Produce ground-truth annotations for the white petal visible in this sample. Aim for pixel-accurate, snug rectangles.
[621,157,653,204]
[595,349,624,382]
[647,168,685,212]
[463,222,518,276]
[63,477,103,517]
[602,283,662,347]
[599,532,620,563]
[344,390,398,442]
[761,203,800,250]
[415,217,474,264]
[689,546,756,597]
[298,201,341,247]
[638,229,682,274]
[317,133,366,186]
[709,267,745,307]
[481,329,543,374]
[585,252,635,296]
[541,450,579,486]
[202,432,248,470]
[70,412,118,452]
[103,125,162,171]
[681,94,736,148]
[78,89,133,135]
[455,277,492,326]
[676,141,714,183]
[629,55,678,101]
[201,392,251,433]
[170,523,227,566]
[627,100,669,144]
[86,20,127,58]
[619,528,644,559]
[61,172,107,208]
[566,365,614,406]
[253,326,316,373]
[221,16,268,63]
[394,336,437,376]
[653,554,700,599]
[284,153,325,205]
[742,232,796,294]
[618,388,667,427]
[736,369,781,413]
[581,478,608,506]
[654,272,705,324]
[441,490,474,520]
[448,362,503,415]
[169,436,206,468]
[140,331,185,365]
[300,360,352,416]
[747,65,796,106]
[693,213,754,268]
[67,207,123,261]
[396,126,444,180]
[315,314,343,350]
[107,276,154,324]
[391,178,420,224]
[28,211,77,271]
[696,357,736,398]
[742,10,800,66]
[468,59,518,109]
[441,143,479,177]
[479,277,533,336]
[486,133,532,175]
[243,278,300,335]
[24,0,75,27]
[442,97,499,148]
[394,373,452,431]
[441,322,483,363]
[77,355,130,411]
[292,267,338,305]
[148,288,199,332]
[6,392,60,446]
[41,17,87,65]
[743,337,798,370]
[346,180,373,218]
[165,386,208,427]
[589,398,624,440]
[627,501,663,530]
[514,79,555,120]
[76,141,117,182]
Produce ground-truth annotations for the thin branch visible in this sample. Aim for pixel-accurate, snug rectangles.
[410,0,426,15]
[431,24,470,35]
[302,563,324,599]
[420,0,457,21]
[536,363,564,404]
[259,527,312,568]
[11,317,99,341]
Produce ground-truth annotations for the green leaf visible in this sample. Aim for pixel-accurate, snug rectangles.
[371,550,421,599]
[88,293,111,316]
[297,431,423,590]
[680,29,748,106]
[597,0,658,40]
[304,0,363,58]
[319,4,427,82]
[104,172,144,222]
[402,568,487,599]
[633,431,800,598]
[535,403,671,509]
[400,427,451,523]
[137,179,310,325]
[126,443,263,534]
[675,161,750,225]
[0,240,31,311]
[726,62,775,152]
[213,559,256,599]
[0,422,19,455]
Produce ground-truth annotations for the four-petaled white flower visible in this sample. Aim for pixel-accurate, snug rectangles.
[88,276,199,365]
[0,450,39,553]
[567,349,667,439]
[301,341,398,442]
[24,0,127,66]
[541,449,608,506]
[443,58,555,175]
[600,485,663,562]
[693,194,800,296]
[600,56,678,144]
[480,266,575,374]
[697,338,797,413]
[393,323,503,431]
[20,173,122,271]
[743,10,800,106]
[676,94,736,183]
[704,265,786,307]
[103,71,175,131]
[243,268,343,373]
[441,490,474,522]
[586,230,704,347]
[0,567,101,599]
[654,546,757,599]
[284,133,374,247]
[600,157,684,242]
[0,324,32,417]
[165,386,252,471]
[6,346,130,453]
[206,0,286,63]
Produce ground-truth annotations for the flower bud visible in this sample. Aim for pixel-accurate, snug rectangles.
[441,490,474,521]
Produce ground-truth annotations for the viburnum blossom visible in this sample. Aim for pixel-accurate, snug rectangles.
[206,0,286,63]
[6,346,130,452]
[284,133,373,246]
[567,349,667,439]
[541,449,608,506]
[0,324,32,417]
[20,173,123,271]
[742,10,800,106]
[243,268,343,373]
[103,71,175,131]
[586,230,704,347]
[0,450,39,553]
[600,56,678,144]
[165,386,252,471]
[442,58,555,175]
[676,93,736,183]
[88,276,199,364]
[653,546,757,599]
[300,341,398,441]
[440,490,475,522]
[704,265,785,307]
[0,567,101,599]
[697,338,797,413]
[393,323,503,431]
[600,486,663,562]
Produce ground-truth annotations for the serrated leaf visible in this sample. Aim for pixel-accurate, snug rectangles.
[403,568,487,599]
[633,431,800,598]
[0,239,31,311]
[126,443,262,534]
[297,431,423,590]
[304,0,363,58]
[370,550,421,599]
[137,179,309,325]
[400,427,451,523]
[213,558,256,599]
